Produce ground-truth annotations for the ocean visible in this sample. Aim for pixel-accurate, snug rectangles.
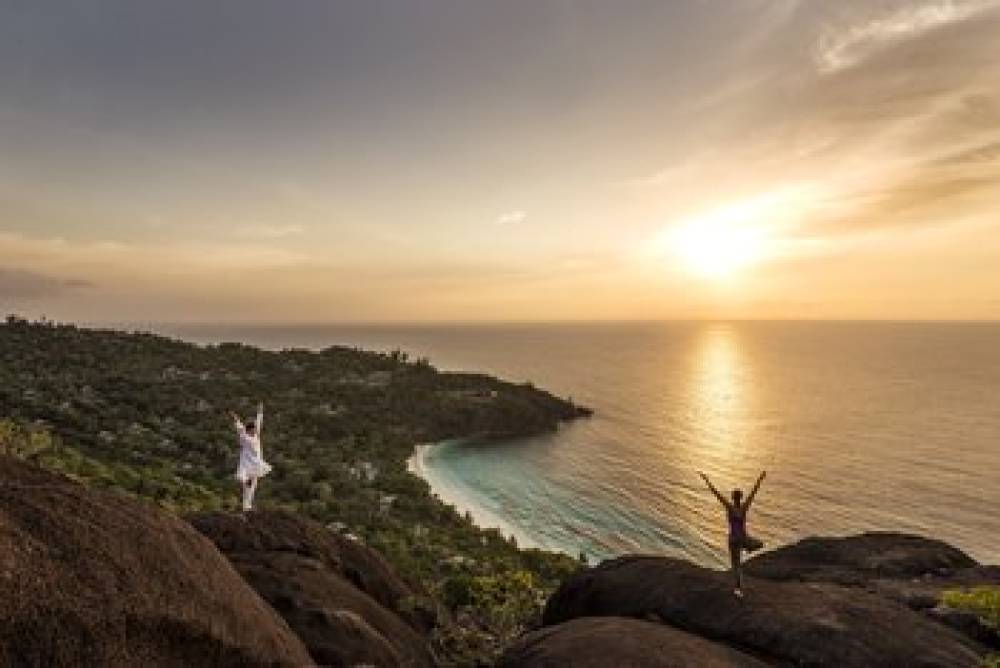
[156,321,1000,566]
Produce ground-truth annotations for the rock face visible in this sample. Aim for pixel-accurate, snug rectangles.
[0,457,313,667]
[497,616,768,668]
[190,510,435,668]
[745,532,1000,650]
[536,553,988,667]
[744,532,979,584]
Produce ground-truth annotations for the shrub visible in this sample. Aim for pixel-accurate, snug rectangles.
[442,573,476,608]
[942,586,1000,629]
[0,419,56,458]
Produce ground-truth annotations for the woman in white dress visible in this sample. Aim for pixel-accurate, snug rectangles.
[229,402,272,512]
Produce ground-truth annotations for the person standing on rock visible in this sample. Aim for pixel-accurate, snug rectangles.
[698,470,766,597]
[230,402,272,512]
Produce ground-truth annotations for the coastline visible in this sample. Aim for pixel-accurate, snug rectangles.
[407,440,545,552]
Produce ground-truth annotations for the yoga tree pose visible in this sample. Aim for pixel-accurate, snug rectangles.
[230,402,272,512]
[699,470,766,597]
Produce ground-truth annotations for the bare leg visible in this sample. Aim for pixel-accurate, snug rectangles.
[730,542,743,596]
[242,476,258,511]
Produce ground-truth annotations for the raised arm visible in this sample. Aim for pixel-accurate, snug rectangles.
[699,472,732,511]
[229,411,246,436]
[255,402,264,434]
[745,471,767,509]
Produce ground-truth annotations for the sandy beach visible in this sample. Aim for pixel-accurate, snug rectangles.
[407,441,543,551]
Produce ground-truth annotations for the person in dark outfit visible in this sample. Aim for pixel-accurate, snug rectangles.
[699,470,766,597]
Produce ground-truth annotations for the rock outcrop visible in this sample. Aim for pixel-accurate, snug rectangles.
[497,616,768,668]
[190,510,436,667]
[745,532,1000,650]
[0,457,313,667]
[517,533,999,668]
[542,555,983,666]
[743,532,979,584]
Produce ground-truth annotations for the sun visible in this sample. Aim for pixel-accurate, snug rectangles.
[666,191,788,279]
[671,217,768,279]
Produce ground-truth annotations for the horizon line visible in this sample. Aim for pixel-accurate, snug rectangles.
[78,317,1000,329]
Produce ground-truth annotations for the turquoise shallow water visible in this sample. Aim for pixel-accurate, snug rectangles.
[159,321,1000,566]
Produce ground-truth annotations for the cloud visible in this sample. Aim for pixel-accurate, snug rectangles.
[626,0,1000,255]
[815,0,1000,73]
[237,223,306,239]
[495,210,527,226]
[0,232,326,321]
[0,232,308,276]
[837,137,1000,230]
[0,268,93,299]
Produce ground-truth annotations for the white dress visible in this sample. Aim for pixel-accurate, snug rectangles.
[235,405,273,483]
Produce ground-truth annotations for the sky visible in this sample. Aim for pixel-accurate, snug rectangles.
[2,0,999,322]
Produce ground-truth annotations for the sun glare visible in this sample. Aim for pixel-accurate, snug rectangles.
[664,189,802,279]
[672,216,768,279]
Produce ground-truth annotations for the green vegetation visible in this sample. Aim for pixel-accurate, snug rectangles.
[0,316,589,665]
[942,586,1000,629]
[941,586,1000,668]
[0,418,221,511]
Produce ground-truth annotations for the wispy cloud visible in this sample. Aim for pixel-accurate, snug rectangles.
[0,232,308,275]
[0,268,93,299]
[815,0,1000,73]
[495,210,527,226]
[237,223,306,239]
[626,0,1000,260]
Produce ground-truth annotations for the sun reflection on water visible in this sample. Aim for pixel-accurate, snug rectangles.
[691,323,747,467]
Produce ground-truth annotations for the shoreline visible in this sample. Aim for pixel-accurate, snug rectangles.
[407,440,546,552]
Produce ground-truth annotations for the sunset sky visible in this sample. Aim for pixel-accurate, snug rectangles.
[2,0,999,322]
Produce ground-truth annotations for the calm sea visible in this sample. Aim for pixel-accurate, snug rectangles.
[154,321,1000,566]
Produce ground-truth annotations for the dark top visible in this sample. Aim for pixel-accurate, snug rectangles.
[727,506,747,540]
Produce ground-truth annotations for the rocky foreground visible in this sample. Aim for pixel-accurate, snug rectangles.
[1,456,997,667]
[0,456,432,667]
[189,511,436,667]
[502,536,999,667]
[0,456,312,666]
